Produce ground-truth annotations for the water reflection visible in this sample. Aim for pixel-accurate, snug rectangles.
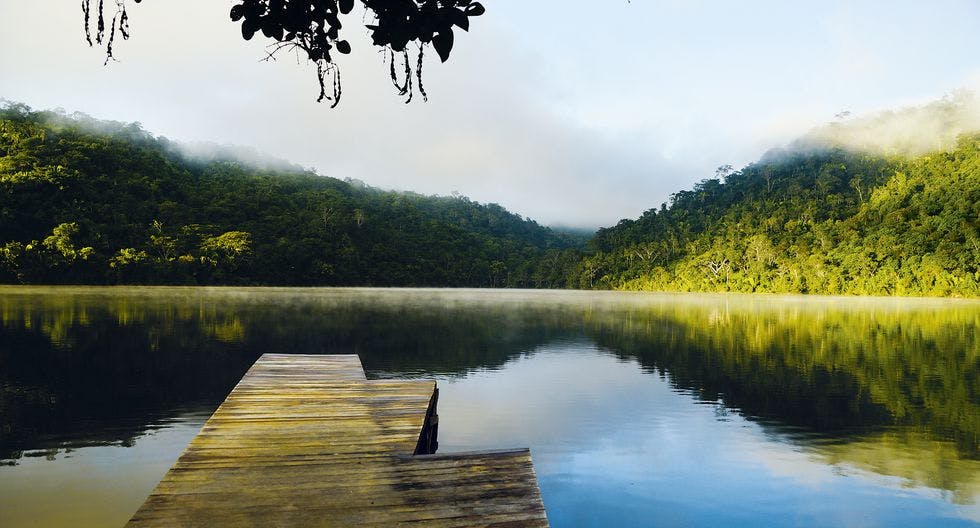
[433,348,980,527]
[0,414,206,528]
[0,287,977,527]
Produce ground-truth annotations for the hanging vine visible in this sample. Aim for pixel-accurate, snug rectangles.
[81,0,485,106]
[82,0,133,65]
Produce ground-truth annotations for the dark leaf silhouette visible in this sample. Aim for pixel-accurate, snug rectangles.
[432,29,454,62]
[451,8,469,31]
[241,18,259,40]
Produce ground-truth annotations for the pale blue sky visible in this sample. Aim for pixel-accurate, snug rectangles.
[1,1,978,226]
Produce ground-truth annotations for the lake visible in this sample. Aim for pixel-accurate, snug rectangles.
[0,286,978,527]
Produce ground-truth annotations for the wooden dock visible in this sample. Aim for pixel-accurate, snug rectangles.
[126,354,549,527]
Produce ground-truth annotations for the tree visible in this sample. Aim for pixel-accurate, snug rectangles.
[43,223,96,263]
[200,231,253,267]
[81,0,485,106]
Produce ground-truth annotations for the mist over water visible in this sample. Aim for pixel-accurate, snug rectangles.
[0,287,978,527]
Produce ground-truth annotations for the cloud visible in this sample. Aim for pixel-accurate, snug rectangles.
[796,88,980,156]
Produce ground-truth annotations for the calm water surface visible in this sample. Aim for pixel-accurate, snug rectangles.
[0,287,978,527]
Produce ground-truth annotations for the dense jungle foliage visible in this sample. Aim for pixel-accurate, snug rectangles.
[581,134,980,296]
[0,102,581,287]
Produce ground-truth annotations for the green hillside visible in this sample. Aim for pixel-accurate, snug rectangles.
[0,102,580,287]
[580,104,980,296]
[3,98,978,296]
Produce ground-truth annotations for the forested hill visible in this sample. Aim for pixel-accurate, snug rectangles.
[580,107,980,296]
[0,102,581,287]
[4,100,978,296]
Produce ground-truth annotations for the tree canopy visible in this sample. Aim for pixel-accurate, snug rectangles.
[81,0,486,106]
[576,138,980,296]
[0,102,582,287]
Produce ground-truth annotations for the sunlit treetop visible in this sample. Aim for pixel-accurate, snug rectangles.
[81,0,486,107]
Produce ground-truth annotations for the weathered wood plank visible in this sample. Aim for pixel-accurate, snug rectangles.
[126,354,548,527]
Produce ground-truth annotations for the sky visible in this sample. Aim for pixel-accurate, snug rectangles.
[1,1,979,228]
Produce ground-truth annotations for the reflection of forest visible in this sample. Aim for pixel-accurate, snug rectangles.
[586,298,980,457]
[819,430,980,505]
[581,296,980,503]
[0,287,572,460]
[0,292,259,461]
[1,288,977,498]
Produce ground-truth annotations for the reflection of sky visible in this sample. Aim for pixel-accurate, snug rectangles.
[0,415,206,528]
[427,345,980,528]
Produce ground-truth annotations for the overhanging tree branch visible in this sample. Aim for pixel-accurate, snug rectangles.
[81,0,486,106]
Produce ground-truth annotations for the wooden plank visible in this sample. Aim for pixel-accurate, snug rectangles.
[126,354,549,527]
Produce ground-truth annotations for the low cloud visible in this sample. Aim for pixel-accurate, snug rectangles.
[172,141,305,173]
[797,88,980,156]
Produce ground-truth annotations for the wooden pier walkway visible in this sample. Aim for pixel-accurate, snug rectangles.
[126,354,549,527]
